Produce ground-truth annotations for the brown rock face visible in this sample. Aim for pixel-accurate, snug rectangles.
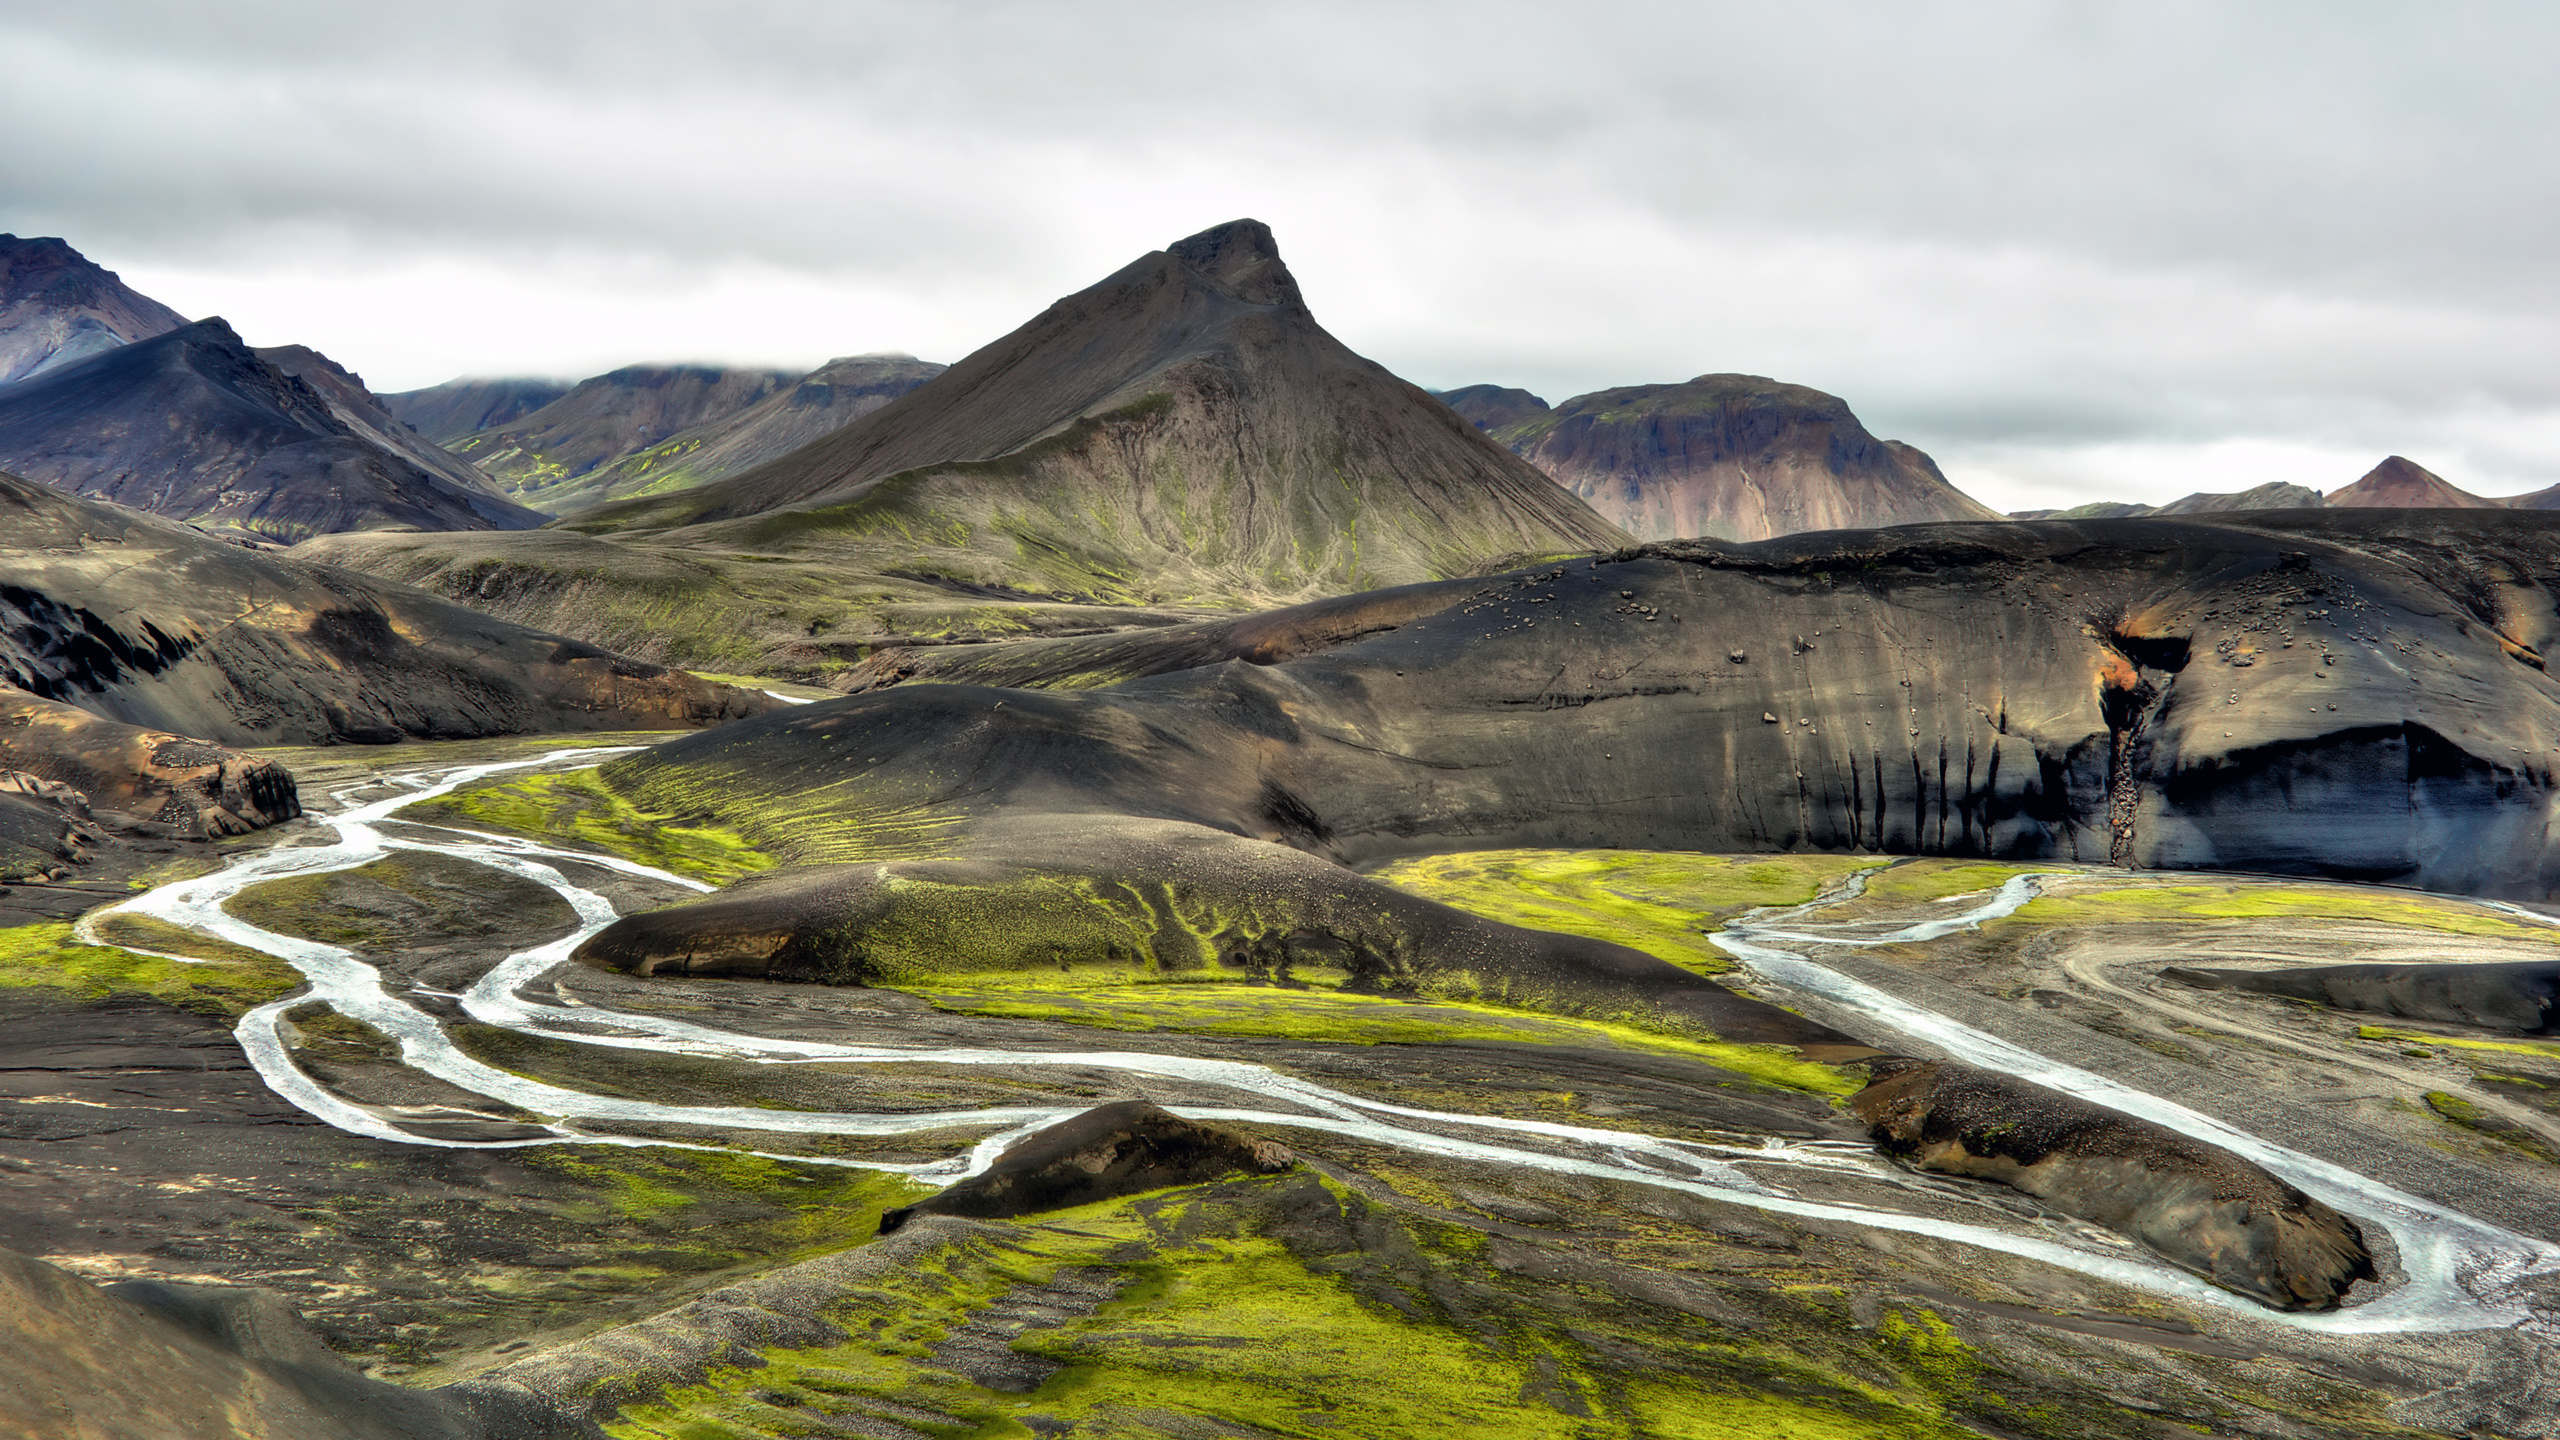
[2326,455,2497,510]
[1852,1058,2374,1310]
[0,693,297,838]
[1482,373,2003,542]
[877,1102,1294,1233]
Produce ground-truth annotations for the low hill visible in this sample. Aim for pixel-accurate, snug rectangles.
[445,363,798,509]
[302,221,1630,671]
[0,235,189,385]
[0,319,545,541]
[522,354,946,514]
[381,375,573,442]
[1448,373,2003,542]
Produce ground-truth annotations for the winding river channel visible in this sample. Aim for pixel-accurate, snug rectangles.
[75,747,2560,1338]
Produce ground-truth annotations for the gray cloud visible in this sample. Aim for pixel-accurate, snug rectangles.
[3,0,2556,506]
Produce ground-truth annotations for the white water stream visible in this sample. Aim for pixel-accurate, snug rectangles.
[78,749,2560,1335]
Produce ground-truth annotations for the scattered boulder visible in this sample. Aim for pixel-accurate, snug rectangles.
[1851,1058,2375,1310]
[877,1102,1294,1233]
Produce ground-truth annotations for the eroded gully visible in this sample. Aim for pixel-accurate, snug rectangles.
[76,748,2560,1337]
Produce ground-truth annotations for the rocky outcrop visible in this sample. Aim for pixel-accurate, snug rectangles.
[0,1245,595,1439]
[0,692,297,838]
[1461,373,2002,542]
[878,1102,1294,1232]
[0,468,774,746]
[0,319,545,540]
[445,364,799,510]
[2326,455,2497,509]
[0,235,189,386]
[380,377,573,444]
[1851,1058,2374,1309]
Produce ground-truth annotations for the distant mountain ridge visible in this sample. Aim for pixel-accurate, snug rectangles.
[0,318,544,540]
[444,364,800,510]
[2009,458,2512,519]
[0,235,189,385]
[1443,374,2002,542]
[381,377,574,443]
[504,355,947,515]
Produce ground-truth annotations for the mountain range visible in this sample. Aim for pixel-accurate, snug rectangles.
[300,220,1633,671]
[1441,373,2004,541]
[2014,455,2510,519]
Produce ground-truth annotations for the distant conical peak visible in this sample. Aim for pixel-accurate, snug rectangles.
[1166,218,1304,309]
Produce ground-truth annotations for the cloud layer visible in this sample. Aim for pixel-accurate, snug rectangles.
[4,0,2555,509]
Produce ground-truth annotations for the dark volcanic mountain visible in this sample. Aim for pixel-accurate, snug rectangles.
[524,354,947,515]
[2328,454,2498,509]
[299,220,1630,670]
[380,376,574,443]
[445,364,799,510]
[1453,373,2004,542]
[0,236,189,386]
[564,220,1630,586]
[0,319,546,541]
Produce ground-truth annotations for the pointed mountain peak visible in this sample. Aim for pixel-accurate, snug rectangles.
[0,236,191,384]
[2328,455,2496,509]
[1166,218,1303,308]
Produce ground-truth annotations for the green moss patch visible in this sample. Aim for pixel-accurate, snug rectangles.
[0,920,300,1017]
[603,1177,1974,1440]
[2005,880,2554,938]
[397,770,778,883]
[1370,850,1876,975]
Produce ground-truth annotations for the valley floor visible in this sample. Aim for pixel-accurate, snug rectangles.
[5,734,2559,1438]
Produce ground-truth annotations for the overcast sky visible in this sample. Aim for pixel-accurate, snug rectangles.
[5,0,2555,511]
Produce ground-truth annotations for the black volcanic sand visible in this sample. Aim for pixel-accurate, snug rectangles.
[2169,958,2560,1033]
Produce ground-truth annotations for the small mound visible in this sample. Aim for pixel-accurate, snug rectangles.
[1852,1058,2375,1310]
[878,1101,1293,1233]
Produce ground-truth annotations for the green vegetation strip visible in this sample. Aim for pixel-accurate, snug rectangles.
[0,920,300,1017]
[604,1178,1975,1440]
[397,770,777,883]
[2005,879,2556,938]
[1369,850,1877,975]
[901,978,1857,1097]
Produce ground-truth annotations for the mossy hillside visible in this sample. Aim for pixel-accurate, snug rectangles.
[905,979,1858,1097]
[0,919,300,1017]
[600,1177,1992,1440]
[397,770,780,884]
[381,1145,930,1380]
[1369,850,1877,975]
